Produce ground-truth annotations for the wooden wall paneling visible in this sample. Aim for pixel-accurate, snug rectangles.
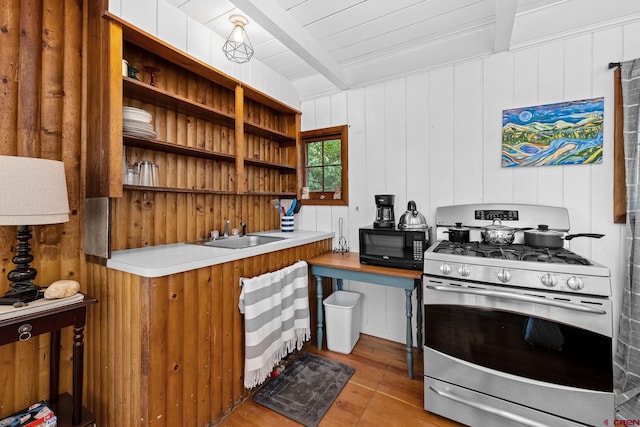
[105,268,117,425]
[60,0,84,291]
[232,258,244,404]
[167,273,186,427]
[114,268,126,423]
[185,78,197,191]
[17,1,42,158]
[0,0,19,156]
[221,261,235,411]
[0,0,85,417]
[154,191,167,245]
[195,267,212,425]
[148,275,169,425]
[176,80,189,191]
[84,264,98,422]
[139,191,153,247]
[210,263,223,419]
[41,0,64,161]
[213,126,222,193]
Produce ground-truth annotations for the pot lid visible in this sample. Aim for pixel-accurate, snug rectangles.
[526,224,564,236]
[449,222,469,231]
[482,219,513,231]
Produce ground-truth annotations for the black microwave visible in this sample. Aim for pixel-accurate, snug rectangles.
[359,226,429,271]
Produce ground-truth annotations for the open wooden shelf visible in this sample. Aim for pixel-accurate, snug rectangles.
[244,121,296,145]
[244,158,296,173]
[244,191,297,197]
[123,134,235,163]
[123,77,236,127]
[123,185,236,195]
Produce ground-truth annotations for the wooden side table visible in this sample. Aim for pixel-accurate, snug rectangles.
[308,252,423,379]
[0,294,98,426]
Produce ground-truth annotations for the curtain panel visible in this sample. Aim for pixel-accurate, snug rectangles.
[614,59,640,420]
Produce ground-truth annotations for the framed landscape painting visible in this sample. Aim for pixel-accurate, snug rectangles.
[501,97,604,167]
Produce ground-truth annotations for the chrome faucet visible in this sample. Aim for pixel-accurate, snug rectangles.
[223,219,230,238]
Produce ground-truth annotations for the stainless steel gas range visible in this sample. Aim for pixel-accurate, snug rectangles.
[423,203,614,427]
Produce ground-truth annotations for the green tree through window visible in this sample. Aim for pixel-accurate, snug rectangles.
[300,125,349,206]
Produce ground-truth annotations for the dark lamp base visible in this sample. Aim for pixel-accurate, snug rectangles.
[0,282,42,305]
[1,225,43,305]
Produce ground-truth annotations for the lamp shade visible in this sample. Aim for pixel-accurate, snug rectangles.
[0,155,70,225]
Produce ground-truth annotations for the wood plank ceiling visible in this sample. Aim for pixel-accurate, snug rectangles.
[166,0,640,91]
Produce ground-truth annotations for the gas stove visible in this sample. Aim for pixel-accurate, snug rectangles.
[423,203,614,427]
[424,204,611,297]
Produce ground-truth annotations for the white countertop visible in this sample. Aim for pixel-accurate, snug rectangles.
[106,230,334,278]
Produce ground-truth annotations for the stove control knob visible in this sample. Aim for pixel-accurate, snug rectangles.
[567,276,584,291]
[497,269,511,283]
[440,264,452,275]
[458,264,471,277]
[541,273,557,287]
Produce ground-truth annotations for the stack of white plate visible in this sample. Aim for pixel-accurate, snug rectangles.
[123,106,156,138]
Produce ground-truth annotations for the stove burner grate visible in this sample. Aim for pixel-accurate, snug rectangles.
[433,241,592,265]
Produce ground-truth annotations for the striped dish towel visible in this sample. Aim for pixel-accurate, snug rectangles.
[238,260,310,389]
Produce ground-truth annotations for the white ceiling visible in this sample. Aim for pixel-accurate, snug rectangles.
[166,0,640,92]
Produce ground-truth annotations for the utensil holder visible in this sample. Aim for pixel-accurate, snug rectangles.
[281,215,294,232]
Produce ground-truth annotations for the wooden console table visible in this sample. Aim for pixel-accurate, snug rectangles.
[308,252,423,379]
[0,294,98,426]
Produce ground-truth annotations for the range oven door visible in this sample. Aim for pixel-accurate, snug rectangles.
[423,276,614,427]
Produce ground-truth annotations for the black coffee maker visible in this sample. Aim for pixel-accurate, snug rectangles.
[373,194,395,228]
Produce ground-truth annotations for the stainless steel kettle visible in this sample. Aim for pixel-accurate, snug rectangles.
[398,201,428,229]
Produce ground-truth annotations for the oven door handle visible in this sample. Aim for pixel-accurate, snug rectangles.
[426,285,606,314]
[429,385,550,427]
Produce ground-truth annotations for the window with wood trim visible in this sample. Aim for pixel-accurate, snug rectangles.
[300,125,349,206]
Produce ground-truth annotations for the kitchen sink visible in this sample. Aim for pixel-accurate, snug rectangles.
[190,234,285,249]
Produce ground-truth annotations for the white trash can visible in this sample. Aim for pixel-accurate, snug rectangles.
[323,290,361,354]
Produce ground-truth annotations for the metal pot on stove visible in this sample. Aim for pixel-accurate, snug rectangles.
[480,219,531,246]
[443,222,470,243]
[524,224,604,248]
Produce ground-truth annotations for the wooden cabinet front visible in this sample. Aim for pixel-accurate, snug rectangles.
[85,240,331,427]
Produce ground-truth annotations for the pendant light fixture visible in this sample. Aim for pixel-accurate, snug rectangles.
[222,14,254,64]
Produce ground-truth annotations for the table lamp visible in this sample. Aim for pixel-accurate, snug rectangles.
[0,155,70,304]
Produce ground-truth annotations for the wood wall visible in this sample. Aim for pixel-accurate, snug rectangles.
[85,239,331,426]
[0,0,85,417]
[0,2,314,424]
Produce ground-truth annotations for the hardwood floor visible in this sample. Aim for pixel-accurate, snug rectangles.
[217,334,465,426]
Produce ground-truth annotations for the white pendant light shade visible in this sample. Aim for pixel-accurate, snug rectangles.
[223,15,254,64]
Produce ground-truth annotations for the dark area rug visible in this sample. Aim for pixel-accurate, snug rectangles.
[253,353,355,427]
